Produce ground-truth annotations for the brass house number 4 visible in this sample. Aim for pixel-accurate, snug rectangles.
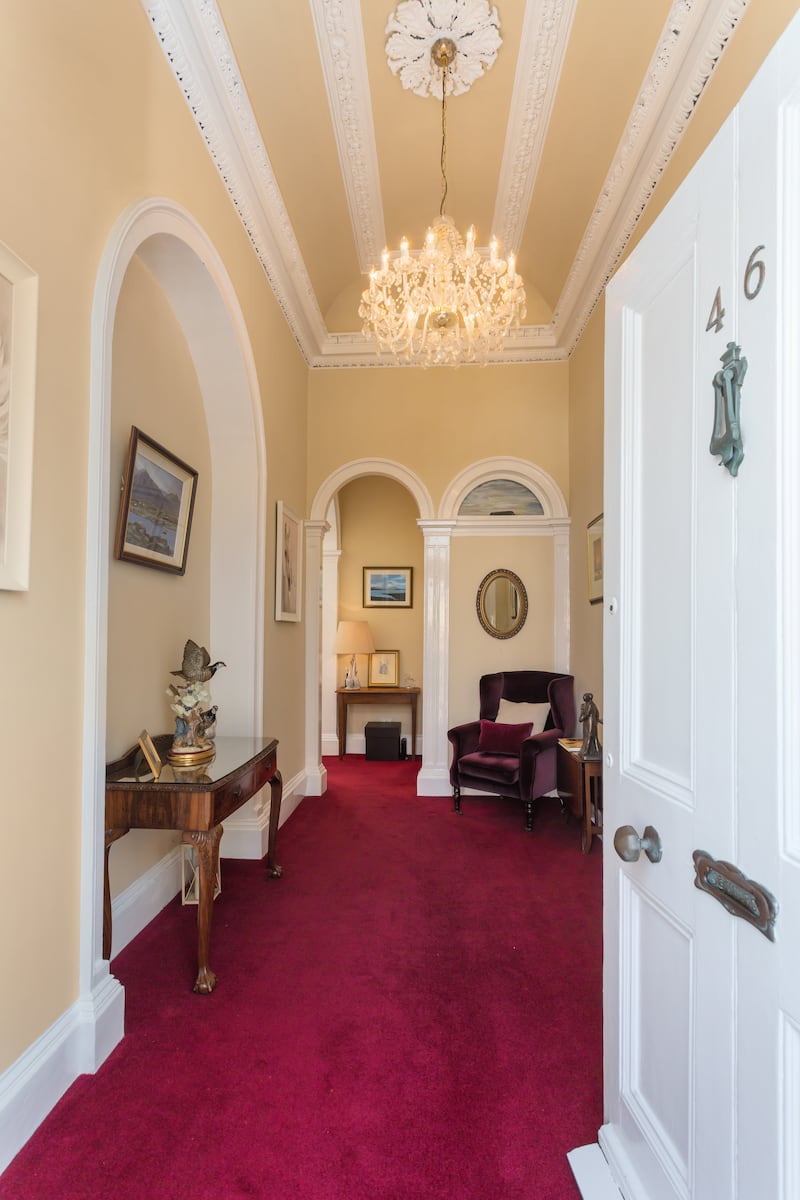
[706,245,766,477]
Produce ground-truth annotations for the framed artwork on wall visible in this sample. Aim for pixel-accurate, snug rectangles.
[275,500,303,622]
[0,240,38,591]
[586,513,604,605]
[114,426,198,574]
[368,650,399,687]
[363,566,413,608]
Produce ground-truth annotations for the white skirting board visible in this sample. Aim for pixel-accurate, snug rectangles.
[567,1144,624,1199]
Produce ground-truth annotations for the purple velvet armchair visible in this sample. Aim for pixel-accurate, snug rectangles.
[447,670,575,831]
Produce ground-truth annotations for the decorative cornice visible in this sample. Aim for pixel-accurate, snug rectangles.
[141,0,326,362]
[492,0,577,252]
[552,0,751,352]
[309,0,385,272]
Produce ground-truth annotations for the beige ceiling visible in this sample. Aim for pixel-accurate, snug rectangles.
[142,0,750,366]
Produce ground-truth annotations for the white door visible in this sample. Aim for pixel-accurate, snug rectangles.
[601,15,800,1200]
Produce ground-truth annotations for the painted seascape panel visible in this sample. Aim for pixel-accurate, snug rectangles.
[458,479,544,516]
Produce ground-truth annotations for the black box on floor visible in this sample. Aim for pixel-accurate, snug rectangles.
[365,721,401,761]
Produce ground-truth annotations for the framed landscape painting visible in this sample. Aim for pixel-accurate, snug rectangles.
[114,427,198,574]
[363,566,413,608]
[586,513,604,604]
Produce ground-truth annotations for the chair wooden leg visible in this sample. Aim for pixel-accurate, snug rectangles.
[453,785,462,814]
[524,801,534,832]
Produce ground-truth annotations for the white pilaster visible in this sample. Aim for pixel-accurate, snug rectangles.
[553,518,571,672]
[321,538,342,757]
[304,520,330,795]
[416,520,456,795]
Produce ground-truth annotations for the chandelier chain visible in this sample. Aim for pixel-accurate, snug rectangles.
[440,56,448,217]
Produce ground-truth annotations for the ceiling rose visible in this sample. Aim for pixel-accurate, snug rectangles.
[385,0,502,98]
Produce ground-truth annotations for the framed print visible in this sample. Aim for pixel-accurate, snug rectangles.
[368,650,399,687]
[363,567,413,609]
[586,513,604,605]
[275,500,303,622]
[0,240,38,591]
[137,730,162,779]
[114,427,198,574]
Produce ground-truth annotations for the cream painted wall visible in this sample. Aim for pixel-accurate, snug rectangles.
[0,0,307,1074]
[107,256,212,897]
[337,476,423,742]
[449,535,555,730]
[565,0,799,728]
[307,363,570,516]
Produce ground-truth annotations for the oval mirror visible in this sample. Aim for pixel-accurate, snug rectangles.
[476,569,528,639]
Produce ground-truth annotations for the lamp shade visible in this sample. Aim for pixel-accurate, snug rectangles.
[333,620,375,655]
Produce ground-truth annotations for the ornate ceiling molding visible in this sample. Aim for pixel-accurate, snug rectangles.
[309,0,385,273]
[552,0,751,352]
[142,0,750,369]
[141,0,326,362]
[385,0,501,98]
[492,0,576,253]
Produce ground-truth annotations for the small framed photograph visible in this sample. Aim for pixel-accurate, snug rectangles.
[587,513,604,605]
[114,427,198,574]
[368,650,399,687]
[363,566,413,608]
[0,239,38,591]
[275,500,303,622]
[137,730,162,780]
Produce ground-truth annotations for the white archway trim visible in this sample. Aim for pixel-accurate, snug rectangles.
[310,458,435,522]
[439,455,568,520]
[81,198,266,1072]
[309,459,433,775]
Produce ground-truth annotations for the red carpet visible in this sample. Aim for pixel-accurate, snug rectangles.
[1,758,602,1199]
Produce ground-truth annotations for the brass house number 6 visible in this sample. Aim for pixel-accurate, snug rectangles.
[706,245,765,477]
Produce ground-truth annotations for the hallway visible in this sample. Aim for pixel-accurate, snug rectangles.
[2,759,602,1199]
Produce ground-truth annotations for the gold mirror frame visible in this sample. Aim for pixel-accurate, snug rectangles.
[476,568,528,639]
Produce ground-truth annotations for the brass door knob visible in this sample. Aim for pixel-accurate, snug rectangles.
[614,824,663,863]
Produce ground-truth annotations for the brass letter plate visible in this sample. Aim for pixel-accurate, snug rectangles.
[692,850,778,942]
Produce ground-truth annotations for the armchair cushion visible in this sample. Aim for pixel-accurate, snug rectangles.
[477,719,533,755]
[496,699,551,731]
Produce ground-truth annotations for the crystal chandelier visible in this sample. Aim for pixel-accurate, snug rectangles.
[359,37,526,368]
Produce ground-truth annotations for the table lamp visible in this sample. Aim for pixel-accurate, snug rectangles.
[334,620,375,689]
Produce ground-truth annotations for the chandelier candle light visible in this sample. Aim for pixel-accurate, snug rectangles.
[359,26,526,367]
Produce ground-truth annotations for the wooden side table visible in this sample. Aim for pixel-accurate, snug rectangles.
[336,686,420,759]
[557,740,603,854]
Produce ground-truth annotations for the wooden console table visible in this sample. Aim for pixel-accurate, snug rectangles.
[336,686,420,759]
[105,734,282,993]
[556,740,603,854]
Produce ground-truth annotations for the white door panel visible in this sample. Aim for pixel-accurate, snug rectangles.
[601,14,800,1200]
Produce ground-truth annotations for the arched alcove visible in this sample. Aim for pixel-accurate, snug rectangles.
[80,198,265,1064]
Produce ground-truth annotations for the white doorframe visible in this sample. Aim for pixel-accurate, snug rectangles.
[81,197,266,1067]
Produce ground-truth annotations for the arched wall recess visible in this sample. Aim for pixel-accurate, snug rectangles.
[307,460,434,790]
[81,198,266,1071]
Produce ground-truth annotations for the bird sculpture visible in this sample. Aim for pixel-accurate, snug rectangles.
[170,639,226,684]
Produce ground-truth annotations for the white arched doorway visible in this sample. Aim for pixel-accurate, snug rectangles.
[80,198,266,1068]
[305,460,434,794]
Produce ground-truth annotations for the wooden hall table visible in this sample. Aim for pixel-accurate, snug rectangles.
[105,734,282,993]
[556,740,603,854]
[336,686,420,759]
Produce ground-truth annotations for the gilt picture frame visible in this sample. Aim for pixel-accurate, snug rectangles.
[137,730,162,780]
[587,513,604,605]
[363,567,413,609]
[368,650,399,687]
[0,240,38,591]
[114,427,198,574]
[275,500,303,622]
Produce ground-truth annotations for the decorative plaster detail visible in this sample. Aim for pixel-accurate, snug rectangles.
[385,0,501,97]
[309,0,385,271]
[553,0,750,352]
[493,0,577,252]
[142,0,326,361]
[142,0,749,367]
